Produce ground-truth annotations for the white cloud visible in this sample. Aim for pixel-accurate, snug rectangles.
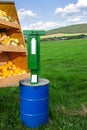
[54,0,87,26]
[66,16,82,22]
[76,0,87,8]
[22,21,64,30]
[18,8,37,20]
[55,4,80,16]
[55,8,63,14]
[55,0,87,16]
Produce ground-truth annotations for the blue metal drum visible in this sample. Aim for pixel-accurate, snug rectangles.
[19,78,49,128]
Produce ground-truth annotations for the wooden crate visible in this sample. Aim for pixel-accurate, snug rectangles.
[0,1,30,87]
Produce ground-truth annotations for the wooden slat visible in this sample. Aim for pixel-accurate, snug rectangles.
[0,19,20,29]
[0,73,30,88]
[0,45,26,53]
[0,1,15,4]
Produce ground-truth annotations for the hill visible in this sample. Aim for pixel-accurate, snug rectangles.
[46,23,87,34]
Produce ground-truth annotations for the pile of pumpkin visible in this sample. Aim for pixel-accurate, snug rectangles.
[0,9,17,22]
[0,32,24,47]
[0,61,27,78]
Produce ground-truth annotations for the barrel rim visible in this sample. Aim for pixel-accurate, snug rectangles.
[19,78,50,87]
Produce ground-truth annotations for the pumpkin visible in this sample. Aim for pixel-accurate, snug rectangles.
[0,61,27,78]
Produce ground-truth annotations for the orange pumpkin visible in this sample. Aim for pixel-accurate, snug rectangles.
[0,61,27,78]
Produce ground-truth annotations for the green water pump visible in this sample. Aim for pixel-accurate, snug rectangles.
[23,30,45,84]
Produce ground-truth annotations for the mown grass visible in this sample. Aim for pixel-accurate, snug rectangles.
[0,39,87,130]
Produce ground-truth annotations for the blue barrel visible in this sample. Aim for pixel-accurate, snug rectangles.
[19,78,49,128]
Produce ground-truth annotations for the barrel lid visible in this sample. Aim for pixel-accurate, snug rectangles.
[20,78,50,86]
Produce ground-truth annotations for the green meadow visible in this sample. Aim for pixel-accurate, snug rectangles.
[0,39,87,130]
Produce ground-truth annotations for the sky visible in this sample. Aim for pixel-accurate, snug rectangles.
[13,0,87,30]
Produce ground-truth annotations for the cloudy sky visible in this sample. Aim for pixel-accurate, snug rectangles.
[14,0,87,30]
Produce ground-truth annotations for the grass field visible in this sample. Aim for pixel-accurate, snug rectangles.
[0,39,87,130]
